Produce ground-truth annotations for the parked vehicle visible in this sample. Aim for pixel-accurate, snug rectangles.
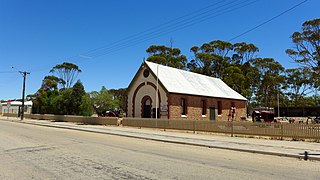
[306,116,320,124]
[252,110,275,123]
[99,110,121,117]
[313,116,320,124]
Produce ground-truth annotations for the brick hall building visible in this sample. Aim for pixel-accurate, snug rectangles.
[126,61,247,121]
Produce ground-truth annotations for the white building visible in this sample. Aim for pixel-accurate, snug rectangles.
[1,101,33,115]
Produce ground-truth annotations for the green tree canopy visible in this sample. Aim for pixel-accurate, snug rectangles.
[89,86,119,116]
[146,45,187,69]
[223,66,245,93]
[251,58,285,107]
[50,81,86,115]
[69,80,86,115]
[32,63,88,115]
[109,88,127,112]
[187,40,232,79]
[232,42,259,65]
[50,62,82,89]
[79,93,94,116]
[32,75,62,114]
[187,40,260,107]
[41,75,65,91]
[284,68,314,107]
[286,18,320,87]
[51,88,72,115]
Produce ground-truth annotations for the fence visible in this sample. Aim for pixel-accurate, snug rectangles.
[2,113,118,126]
[2,113,319,140]
[123,118,320,140]
[275,106,320,117]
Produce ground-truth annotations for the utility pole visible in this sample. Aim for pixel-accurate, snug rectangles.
[277,86,280,117]
[20,71,30,120]
[155,64,159,120]
[12,67,30,120]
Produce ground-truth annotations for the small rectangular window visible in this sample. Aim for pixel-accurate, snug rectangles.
[202,100,206,115]
[181,98,187,115]
[218,101,222,115]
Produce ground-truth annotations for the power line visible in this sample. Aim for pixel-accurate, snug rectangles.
[25,0,306,74]
[30,0,256,73]
[85,0,255,58]
[77,0,229,56]
[0,71,16,74]
[228,0,308,41]
[82,0,257,58]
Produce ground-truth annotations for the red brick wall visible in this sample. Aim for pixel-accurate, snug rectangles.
[168,93,246,121]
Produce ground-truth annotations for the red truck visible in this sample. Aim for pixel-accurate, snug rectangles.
[252,110,275,123]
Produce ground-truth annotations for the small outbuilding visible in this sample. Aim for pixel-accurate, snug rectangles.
[1,101,33,115]
[126,61,247,121]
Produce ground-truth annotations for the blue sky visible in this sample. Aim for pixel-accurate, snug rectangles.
[0,0,319,101]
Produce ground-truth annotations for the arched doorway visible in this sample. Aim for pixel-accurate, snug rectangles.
[141,96,152,118]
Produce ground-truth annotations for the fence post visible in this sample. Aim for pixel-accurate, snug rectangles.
[281,124,283,140]
[231,121,234,137]
[193,121,195,134]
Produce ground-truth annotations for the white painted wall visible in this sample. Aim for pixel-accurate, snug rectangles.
[1,101,33,115]
[1,105,32,115]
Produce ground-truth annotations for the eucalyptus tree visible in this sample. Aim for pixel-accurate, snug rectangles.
[223,66,245,93]
[187,40,233,79]
[232,42,259,65]
[188,46,214,76]
[251,58,285,107]
[187,40,260,101]
[41,75,65,91]
[33,63,85,115]
[50,62,82,89]
[203,40,233,79]
[146,45,187,69]
[284,68,314,107]
[231,42,259,104]
[286,18,320,87]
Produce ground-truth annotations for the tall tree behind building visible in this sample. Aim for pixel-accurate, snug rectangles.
[146,45,187,69]
[50,62,82,89]
[286,18,320,88]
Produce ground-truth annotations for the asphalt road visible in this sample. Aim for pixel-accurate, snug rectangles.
[0,120,319,180]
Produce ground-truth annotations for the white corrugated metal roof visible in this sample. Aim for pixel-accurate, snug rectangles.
[1,101,33,106]
[145,61,247,101]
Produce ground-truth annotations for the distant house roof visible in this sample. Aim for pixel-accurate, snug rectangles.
[1,101,33,106]
[145,61,247,101]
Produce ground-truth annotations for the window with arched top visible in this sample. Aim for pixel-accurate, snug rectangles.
[145,99,151,106]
